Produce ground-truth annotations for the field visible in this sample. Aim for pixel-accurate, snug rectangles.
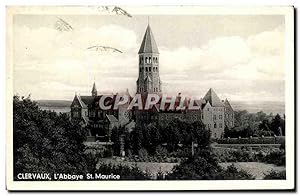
[97,158,178,179]
[98,158,285,180]
[219,162,285,179]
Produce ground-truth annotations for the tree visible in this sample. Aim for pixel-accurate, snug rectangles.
[13,95,88,178]
[270,114,285,136]
[166,149,254,180]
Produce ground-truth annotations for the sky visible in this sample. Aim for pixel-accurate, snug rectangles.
[13,12,285,102]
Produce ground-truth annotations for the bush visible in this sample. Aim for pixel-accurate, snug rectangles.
[138,148,148,160]
[264,170,286,180]
[257,150,285,166]
[221,164,255,180]
[215,148,256,163]
[165,149,254,180]
[155,145,168,157]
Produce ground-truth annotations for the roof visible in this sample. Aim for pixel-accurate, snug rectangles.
[70,94,88,109]
[203,88,224,107]
[91,82,97,94]
[223,98,234,111]
[80,96,95,106]
[138,25,159,54]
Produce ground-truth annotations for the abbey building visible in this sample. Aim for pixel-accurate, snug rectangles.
[70,24,234,140]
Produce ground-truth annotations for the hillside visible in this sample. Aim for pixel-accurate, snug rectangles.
[36,100,72,107]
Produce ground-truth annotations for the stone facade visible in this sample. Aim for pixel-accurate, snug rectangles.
[70,88,132,142]
[136,25,161,96]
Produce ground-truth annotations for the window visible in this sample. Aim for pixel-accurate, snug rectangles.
[219,114,222,119]
[149,67,152,72]
[214,133,217,138]
[139,67,142,72]
[213,115,216,120]
[207,108,209,111]
[214,123,217,128]
[145,57,148,64]
[73,111,79,118]
[219,123,222,128]
[149,57,152,63]
[145,67,148,72]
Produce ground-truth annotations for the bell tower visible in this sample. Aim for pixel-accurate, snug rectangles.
[136,24,161,95]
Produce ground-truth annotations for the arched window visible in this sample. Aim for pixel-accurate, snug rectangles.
[149,57,152,63]
[145,67,148,72]
[149,67,152,72]
[145,57,148,64]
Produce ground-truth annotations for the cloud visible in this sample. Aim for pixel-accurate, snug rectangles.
[158,26,284,101]
[13,20,285,102]
[14,24,139,99]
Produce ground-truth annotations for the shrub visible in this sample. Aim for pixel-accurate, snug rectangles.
[260,150,285,166]
[221,164,255,180]
[264,170,286,179]
[138,148,148,160]
[165,150,254,180]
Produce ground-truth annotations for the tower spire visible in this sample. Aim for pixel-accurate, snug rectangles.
[91,81,97,96]
[137,23,161,95]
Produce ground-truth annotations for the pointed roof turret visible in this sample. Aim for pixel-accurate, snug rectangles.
[91,82,97,96]
[203,88,224,107]
[224,98,234,111]
[138,25,159,54]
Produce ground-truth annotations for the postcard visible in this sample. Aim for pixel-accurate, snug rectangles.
[6,6,295,191]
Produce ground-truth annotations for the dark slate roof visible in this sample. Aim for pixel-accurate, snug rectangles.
[138,25,159,54]
[80,96,95,106]
[223,98,234,111]
[203,88,224,107]
[91,82,97,94]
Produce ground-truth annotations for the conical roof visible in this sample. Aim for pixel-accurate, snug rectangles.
[138,25,159,54]
[91,82,97,95]
[203,88,224,107]
[224,98,233,111]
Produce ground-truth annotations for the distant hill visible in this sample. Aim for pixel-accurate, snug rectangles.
[35,99,284,115]
[36,100,72,107]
